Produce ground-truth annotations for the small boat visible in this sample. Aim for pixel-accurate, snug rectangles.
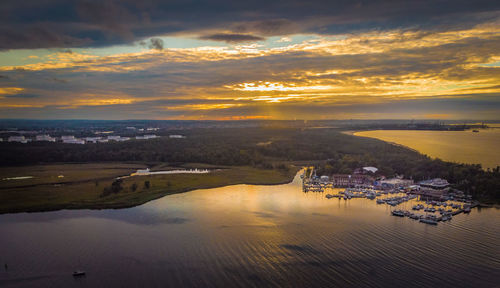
[391,210,405,217]
[420,217,438,225]
[472,130,479,133]
[441,215,452,221]
[376,199,385,204]
[73,270,86,277]
[464,206,471,213]
[325,194,334,199]
[409,214,420,220]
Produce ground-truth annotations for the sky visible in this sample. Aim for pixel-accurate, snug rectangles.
[0,0,499,120]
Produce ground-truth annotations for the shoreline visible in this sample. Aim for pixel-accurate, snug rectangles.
[0,165,301,215]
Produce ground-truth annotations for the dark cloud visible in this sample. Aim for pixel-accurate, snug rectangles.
[0,25,91,50]
[148,38,164,50]
[139,38,164,50]
[4,94,39,98]
[199,33,265,43]
[0,0,498,49]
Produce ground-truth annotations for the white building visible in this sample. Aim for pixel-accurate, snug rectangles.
[36,134,56,142]
[136,134,158,140]
[107,136,130,142]
[84,137,102,143]
[169,134,186,139]
[8,136,30,143]
[62,138,85,144]
[363,166,378,173]
[61,135,76,141]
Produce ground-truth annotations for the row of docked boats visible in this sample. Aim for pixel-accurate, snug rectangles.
[412,204,424,210]
[324,188,381,200]
[377,194,416,206]
[391,210,443,224]
[419,215,439,225]
[392,208,455,224]
[425,200,473,210]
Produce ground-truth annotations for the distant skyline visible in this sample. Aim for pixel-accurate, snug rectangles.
[1,0,499,120]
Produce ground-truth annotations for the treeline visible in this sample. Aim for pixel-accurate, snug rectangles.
[0,128,498,202]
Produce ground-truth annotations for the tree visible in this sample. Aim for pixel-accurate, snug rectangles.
[110,179,123,194]
[131,183,138,192]
[144,180,150,189]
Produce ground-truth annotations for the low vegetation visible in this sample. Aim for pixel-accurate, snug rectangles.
[0,164,299,214]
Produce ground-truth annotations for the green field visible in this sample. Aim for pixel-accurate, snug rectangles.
[0,163,299,214]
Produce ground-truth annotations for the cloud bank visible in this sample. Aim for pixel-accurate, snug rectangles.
[0,0,499,119]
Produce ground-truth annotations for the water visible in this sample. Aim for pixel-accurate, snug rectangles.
[0,172,499,287]
[354,128,500,169]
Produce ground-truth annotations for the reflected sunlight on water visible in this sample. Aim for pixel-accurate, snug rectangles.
[354,129,500,169]
[0,172,499,287]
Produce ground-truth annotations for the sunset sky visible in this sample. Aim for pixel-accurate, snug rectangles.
[1,0,499,120]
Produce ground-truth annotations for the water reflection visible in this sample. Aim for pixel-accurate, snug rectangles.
[354,129,500,169]
[0,172,499,287]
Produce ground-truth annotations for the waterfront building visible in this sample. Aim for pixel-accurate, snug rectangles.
[363,166,378,173]
[353,166,378,174]
[417,178,451,198]
[331,174,374,187]
[419,178,450,190]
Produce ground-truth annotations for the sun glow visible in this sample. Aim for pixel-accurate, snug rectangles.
[227,82,334,92]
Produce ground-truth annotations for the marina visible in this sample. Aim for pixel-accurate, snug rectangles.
[303,168,477,225]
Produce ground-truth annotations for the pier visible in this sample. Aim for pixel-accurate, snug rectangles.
[302,170,477,225]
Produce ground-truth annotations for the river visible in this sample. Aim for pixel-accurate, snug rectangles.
[0,172,499,287]
[354,128,500,169]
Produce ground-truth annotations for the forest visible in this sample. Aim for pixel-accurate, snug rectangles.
[1,127,499,203]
